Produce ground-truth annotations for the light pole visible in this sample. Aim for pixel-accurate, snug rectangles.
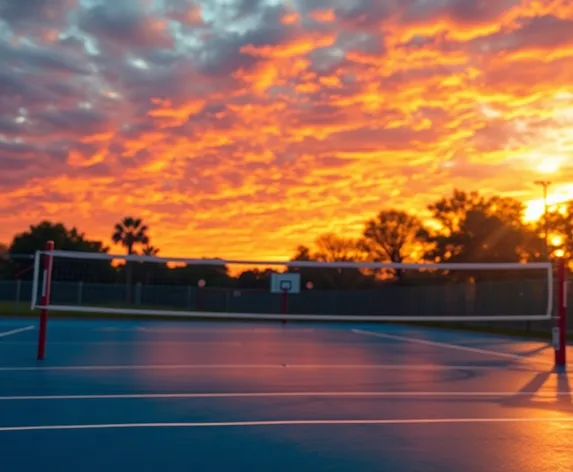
[534,180,551,259]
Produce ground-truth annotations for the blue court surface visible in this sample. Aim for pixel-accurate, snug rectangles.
[1,317,573,472]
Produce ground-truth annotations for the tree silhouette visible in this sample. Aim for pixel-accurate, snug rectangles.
[455,211,525,261]
[290,234,371,289]
[313,233,362,262]
[290,245,324,289]
[112,217,150,301]
[9,221,110,281]
[291,245,313,261]
[0,243,10,280]
[235,269,274,289]
[547,200,573,259]
[137,245,160,284]
[10,221,107,255]
[427,190,485,236]
[360,210,428,280]
[142,245,160,256]
[112,217,150,255]
[423,189,542,264]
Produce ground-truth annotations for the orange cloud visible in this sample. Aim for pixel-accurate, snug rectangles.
[308,9,336,23]
[148,98,206,127]
[181,3,203,25]
[281,11,300,25]
[1,0,573,264]
[240,33,337,59]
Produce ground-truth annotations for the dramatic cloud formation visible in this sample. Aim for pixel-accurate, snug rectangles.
[1,0,572,258]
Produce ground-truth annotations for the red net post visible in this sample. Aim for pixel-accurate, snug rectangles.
[554,258,567,369]
[37,241,54,361]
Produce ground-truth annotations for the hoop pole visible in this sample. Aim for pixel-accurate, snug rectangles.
[554,258,567,369]
[197,285,205,311]
[37,241,54,361]
[281,289,288,324]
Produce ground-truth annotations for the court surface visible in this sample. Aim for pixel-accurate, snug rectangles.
[1,317,573,472]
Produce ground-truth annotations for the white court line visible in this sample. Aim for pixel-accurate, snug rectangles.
[0,326,35,339]
[0,341,385,347]
[352,329,554,366]
[136,327,316,333]
[0,363,531,372]
[2,417,573,432]
[0,391,571,401]
[0,341,244,346]
[97,327,315,333]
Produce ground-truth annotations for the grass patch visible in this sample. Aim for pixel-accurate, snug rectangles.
[0,301,34,317]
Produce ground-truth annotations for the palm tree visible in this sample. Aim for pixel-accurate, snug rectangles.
[112,217,150,302]
[141,245,159,284]
[112,217,149,255]
[142,245,159,256]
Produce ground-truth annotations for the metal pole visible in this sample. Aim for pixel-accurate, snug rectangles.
[554,258,567,369]
[544,185,549,257]
[281,289,288,325]
[15,279,21,306]
[534,180,552,260]
[37,241,55,361]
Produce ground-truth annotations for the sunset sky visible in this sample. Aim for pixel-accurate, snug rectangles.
[1,0,573,260]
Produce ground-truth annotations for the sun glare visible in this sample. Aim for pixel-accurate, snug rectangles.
[524,183,573,222]
[524,199,545,222]
[537,156,565,174]
[551,234,563,246]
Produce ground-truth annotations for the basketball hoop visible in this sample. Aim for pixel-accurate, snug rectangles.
[279,280,292,292]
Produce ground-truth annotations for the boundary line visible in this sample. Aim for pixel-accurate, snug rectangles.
[134,327,316,333]
[0,363,531,372]
[352,329,553,366]
[0,326,35,339]
[0,391,571,401]
[0,341,244,346]
[2,417,573,432]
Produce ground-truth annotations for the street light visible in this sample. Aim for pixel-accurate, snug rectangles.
[534,180,552,259]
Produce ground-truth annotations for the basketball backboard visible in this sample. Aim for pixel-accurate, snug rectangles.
[270,273,301,294]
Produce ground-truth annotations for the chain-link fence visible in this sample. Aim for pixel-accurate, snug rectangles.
[0,278,567,334]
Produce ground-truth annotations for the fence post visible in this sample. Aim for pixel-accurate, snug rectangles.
[15,279,22,307]
[135,282,142,306]
[77,281,83,305]
[186,285,192,309]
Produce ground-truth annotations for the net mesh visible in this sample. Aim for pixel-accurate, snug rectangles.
[31,250,554,322]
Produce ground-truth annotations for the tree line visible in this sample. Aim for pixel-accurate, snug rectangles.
[0,189,571,289]
[289,189,571,288]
